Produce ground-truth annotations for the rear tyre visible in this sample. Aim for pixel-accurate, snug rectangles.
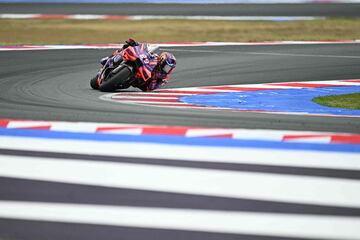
[90,76,99,90]
[99,66,132,92]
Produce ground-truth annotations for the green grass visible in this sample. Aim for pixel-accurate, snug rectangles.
[313,92,360,110]
[1,18,360,45]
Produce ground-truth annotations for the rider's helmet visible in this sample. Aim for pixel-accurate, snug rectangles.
[125,38,138,47]
[159,52,176,74]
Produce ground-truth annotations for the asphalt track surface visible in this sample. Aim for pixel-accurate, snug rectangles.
[1,3,360,16]
[0,44,359,133]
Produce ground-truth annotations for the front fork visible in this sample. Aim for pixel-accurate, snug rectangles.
[96,54,124,86]
[96,68,106,87]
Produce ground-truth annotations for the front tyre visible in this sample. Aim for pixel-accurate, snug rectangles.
[99,66,132,92]
[90,76,99,90]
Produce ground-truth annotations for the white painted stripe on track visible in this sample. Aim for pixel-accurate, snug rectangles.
[0,45,123,51]
[221,84,300,89]
[112,92,190,96]
[0,14,324,21]
[269,111,360,118]
[111,101,186,104]
[96,128,143,135]
[244,52,360,59]
[1,41,360,52]
[49,122,99,133]
[136,104,221,109]
[0,14,40,19]
[269,80,359,86]
[111,96,179,99]
[0,201,359,240]
[158,41,360,48]
[315,80,360,86]
[161,87,227,92]
[185,128,294,140]
[162,48,360,59]
[286,136,332,143]
[6,121,51,129]
[0,155,360,208]
[131,15,324,21]
[0,136,358,171]
[160,48,222,53]
[69,14,106,20]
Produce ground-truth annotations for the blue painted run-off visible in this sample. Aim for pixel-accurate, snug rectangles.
[180,86,360,116]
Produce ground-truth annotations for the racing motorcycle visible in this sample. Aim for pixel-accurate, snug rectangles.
[90,43,159,92]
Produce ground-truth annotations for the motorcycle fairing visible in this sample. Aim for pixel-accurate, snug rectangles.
[122,43,158,82]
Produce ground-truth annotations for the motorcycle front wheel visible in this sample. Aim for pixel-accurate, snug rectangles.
[99,65,132,92]
[90,76,99,90]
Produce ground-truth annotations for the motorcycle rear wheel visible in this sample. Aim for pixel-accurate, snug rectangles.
[99,66,132,92]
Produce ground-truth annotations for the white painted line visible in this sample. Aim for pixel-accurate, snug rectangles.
[186,128,329,141]
[308,80,360,86]
[161,48,360,59]
[269,111,360,118]
[244,52,360,59]
[159,87,245,93]
[161,87,221,92]
[131,15,325,21]
[286,136,332,144]
[151,105,224,110]
[0,14,40,19]
[49,122,99,133]
[0,155,360,208]
[0,136,358,171]
[135,104,221,109]
[1,41,360,52]
[111,101,184,104]
[185,129,240,137]
[112,94,191,98]
[223,84,300,89]
[69,14,106,20]
[112,92,189,96]
[160,48,222,53]
[111,96,179,100]
[0,45,123,51]
[100,94,185,103]
[6,121,51,129]
[96,128,143,135]
[0,14,324,21]
[0,200,359,239]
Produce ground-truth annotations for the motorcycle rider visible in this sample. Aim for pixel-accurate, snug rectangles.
[99,38,176,92]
